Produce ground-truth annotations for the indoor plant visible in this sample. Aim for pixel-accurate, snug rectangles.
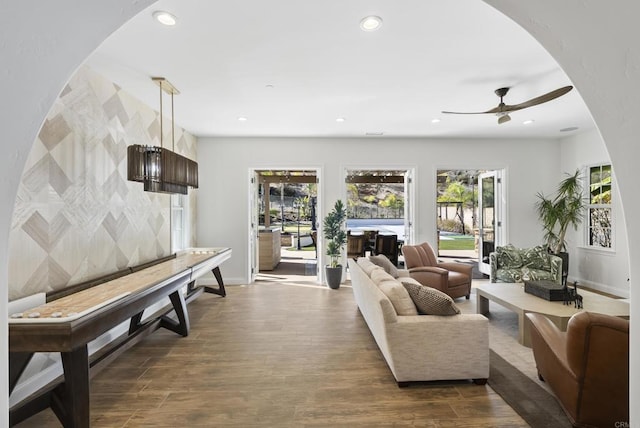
[535,169,585,284]
[323,199,347,289]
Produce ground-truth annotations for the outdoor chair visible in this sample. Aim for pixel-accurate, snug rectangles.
[374,234,398,266]
[401,242,471,299]
[347,232,366,259]
[363,230,377,255]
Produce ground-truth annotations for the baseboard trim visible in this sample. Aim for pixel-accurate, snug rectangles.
[567,276,629,299]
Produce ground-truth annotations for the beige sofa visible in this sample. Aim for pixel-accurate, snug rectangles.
[348,258,489,386]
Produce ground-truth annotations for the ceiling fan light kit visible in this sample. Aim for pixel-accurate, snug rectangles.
[442,85,573,124]
[497,113,511,124]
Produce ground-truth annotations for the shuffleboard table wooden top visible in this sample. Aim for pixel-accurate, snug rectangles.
[9,248,230,324]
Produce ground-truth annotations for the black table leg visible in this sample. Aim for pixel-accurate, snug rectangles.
[160,289,190,337]
[52,345,90,428]
[203,266,226,297]
[9,352,34,394]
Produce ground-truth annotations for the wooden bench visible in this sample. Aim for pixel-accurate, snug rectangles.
[9,248,231,427]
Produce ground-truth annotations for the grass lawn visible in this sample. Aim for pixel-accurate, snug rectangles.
[438,235,475,251]
[282,224,312,234]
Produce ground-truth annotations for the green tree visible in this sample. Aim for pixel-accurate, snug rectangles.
[346,183,360,217]
[437,181,475,234]
[379,194,404,218]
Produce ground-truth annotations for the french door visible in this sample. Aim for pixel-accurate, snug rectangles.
[477,170,506,275]
[249,171,259,282]
[403,169,415,245]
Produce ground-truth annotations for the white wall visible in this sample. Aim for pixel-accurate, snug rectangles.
[197,137,561,284]
[560,129,630,297]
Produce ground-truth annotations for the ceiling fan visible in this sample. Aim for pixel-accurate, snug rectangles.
[442,85,573,124]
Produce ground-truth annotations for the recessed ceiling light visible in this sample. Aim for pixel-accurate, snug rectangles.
[431,118,441,124]
[336,117,346,123]
[560,126,579,132]
[523,119,535,125]
[265,84,274,89]
[238,117,248,122]
[360,16,383,31]
[153,11,177,26]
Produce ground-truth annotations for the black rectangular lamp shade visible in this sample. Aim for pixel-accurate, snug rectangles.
[127,145,198,195]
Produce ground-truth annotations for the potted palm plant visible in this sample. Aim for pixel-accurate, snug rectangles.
[535,169,585,284]
[323,199,347,289]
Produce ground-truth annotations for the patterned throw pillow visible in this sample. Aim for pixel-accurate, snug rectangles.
[496,244,523,269]
[369,254,399,278]
[401,282,461,316]
[521,246,551,270]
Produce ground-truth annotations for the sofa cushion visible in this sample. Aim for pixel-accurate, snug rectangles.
[496,267,524,283]
[496,244,523,269]
[378,280,418,316]
[521,246,551,270]
[401,282,461,316]
[370,268,395,285]
[357,257,381,276]
[369,254,399,278]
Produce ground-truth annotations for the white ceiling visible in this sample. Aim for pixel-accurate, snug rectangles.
[87,0,595,139]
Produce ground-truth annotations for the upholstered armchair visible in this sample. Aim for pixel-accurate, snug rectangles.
[401,242,472,299]
[526,312,629,428]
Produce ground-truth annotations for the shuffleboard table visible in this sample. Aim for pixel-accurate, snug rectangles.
[9,247,231,427]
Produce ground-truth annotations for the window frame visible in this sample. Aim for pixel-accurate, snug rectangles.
[171,193,188,253]
[583,163,614,252]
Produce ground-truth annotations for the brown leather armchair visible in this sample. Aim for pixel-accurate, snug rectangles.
[526,311,629,428]
[401,242,472,299]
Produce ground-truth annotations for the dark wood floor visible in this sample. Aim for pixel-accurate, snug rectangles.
[16,282,527,427]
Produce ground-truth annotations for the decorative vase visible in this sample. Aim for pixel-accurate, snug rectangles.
[325,266,343,289]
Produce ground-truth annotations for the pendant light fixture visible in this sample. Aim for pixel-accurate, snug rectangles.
[127,77,198,194]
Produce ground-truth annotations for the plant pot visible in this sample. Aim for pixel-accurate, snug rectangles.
[325,266,343,289]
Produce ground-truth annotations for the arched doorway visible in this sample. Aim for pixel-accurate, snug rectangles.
[1,2,639,424]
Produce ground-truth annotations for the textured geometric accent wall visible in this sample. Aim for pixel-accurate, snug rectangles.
[8,66,198,300]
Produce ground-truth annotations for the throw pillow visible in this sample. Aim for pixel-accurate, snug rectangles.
[357,257,380,276]
[402,282,461,316]
[521,246,551,270]
[370,268,395,286]
[496,244,523,269]
[378,279,418,316]
[397,276,422,288]
[369,254,399,278]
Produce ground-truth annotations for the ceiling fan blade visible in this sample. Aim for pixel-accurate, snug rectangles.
[442,104,504,115]
[442,111,490,115]
[501,85,573,112]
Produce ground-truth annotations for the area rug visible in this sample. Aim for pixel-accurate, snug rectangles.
[489,350,571,427]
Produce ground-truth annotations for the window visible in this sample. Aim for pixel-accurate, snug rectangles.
[171,194,187,252]
[586,164,612,249]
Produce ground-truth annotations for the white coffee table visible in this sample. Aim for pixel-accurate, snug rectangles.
[475,282,630,347]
